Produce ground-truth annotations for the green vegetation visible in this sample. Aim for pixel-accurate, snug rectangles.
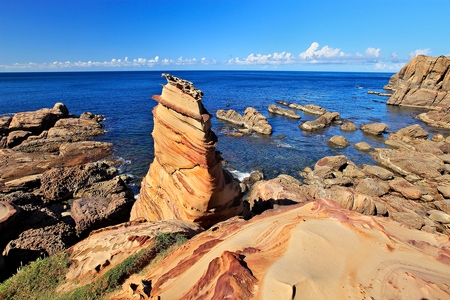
[0,251,70,300]
[0,233,188,300]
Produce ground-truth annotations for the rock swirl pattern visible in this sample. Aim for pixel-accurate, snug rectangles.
[130,74,243,227]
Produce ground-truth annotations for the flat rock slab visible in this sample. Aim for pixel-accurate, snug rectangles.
[360,123,388,135]
[389,178,422,200]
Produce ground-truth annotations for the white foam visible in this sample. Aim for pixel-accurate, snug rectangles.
[276,142,294,148]
[230,170,252,181]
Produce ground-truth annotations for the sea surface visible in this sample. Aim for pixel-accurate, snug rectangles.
[1,70,447,188]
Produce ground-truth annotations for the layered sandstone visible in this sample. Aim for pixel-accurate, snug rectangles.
[116,199,450,300]
[385,55,450,108]
[130,74,243,227]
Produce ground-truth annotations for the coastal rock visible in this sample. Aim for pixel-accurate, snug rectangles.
[299,112,340,131]
[0,201,19,232]
[8,103,66,133]
[385,55,450,108]
[389,178,423,200]
[370,148,445,179]
[417,105,450,129]
[65,219,204,283]
[428,210,450,224]
[327,135,350,147]
[268,104,301,119]
[362,165,394,180]
[289,103,329,115]
[71,196,135,235]
[360,122,388,135]
[0,117,12,134]
[355,177,389,197]
[39,161,112,201]
[340,121,357,131]
[248,175,308,214]
[353,141,371,151]
[6,130,32,148]
[395,124,429,139]
[3,174,41,193]
[121,199,450,300]
[242,107,272,134]
[216,109,244,126]
[131,74,243,227]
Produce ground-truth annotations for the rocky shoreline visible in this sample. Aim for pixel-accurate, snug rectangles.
[2,58,450,299]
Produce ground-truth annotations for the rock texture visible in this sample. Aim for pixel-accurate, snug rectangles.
[299,112,340,131]
[217,108,273,135]
[360,122,388,135]
[385,55,450,108]
[66,219,204,283]
[268,104,301,119]
[131,75,243,227]
[118,199,450,300]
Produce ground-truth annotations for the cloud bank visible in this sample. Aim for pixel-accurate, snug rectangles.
[1,42,434,71]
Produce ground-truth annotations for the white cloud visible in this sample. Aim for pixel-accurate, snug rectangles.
[408,48,432,58]
[390,52,399,63]
[226,51,295,65]
[365,47,380,58]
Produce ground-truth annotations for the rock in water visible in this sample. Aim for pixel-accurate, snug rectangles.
[385,55,450,108]
[130,74,243,227]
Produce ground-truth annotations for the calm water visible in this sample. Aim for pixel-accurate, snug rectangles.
[1,71,446,186]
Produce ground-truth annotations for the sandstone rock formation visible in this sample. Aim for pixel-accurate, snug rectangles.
[268,104,301,119]
[216,108,273,134]
[299,112,340,131]
[327,135,350,148]
[66,219,203,283]
[287,103,329,115]
[117,199,450,300]
[131,74,243,227]
[385,55,450,108]
[340,121,357,131]
[360,122,388,135]
[417,105,450,129]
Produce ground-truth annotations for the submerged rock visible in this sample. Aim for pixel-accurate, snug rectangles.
[360,122,388,135]
[131,74,243,227]
[268,104,301,119]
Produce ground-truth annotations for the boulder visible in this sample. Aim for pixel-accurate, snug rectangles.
[385,55,450,109]
[71,196,135,235]
[428,210,450,224]
[299,112,340,131]
[315,155,349,171]
[395,124,429,139]
[390,211,425,230]
[131,74,243,227]
[362,165,394,180]
[288,103,328,115]
[242,107,272,134]
[8,103,67,133]
[437,185,450,198]
[353,142,371,151]
[327,135,350,148]
[417,105,450,129]
[355,177,389,197]
[216,109,244,127]
[340,121,357,131]
[360,123,388,135]
[268,104,301,119]
[389,178,423,200]
[6,130,32,148]
[0,117,12,134]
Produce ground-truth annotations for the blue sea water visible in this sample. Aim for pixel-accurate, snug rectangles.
[1,70,446,185]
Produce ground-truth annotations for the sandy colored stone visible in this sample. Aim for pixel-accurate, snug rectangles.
[354,141,371,151]
[356,177,389,197]
[327,135,350,148]
[268,104,301,119]
[395,124,429,139]
[131,75,243,227]
[428,210,450,224]
[216,109,244,126]
[242,107,272,134]
[66,219,204,283]
[299,112,340,131]
[115,199,450,300]
[389,178,423,200]
[362,165,394,180]
[385,55,450,109]
[437,185,450,198]
[360,123,388,135]
[340,121,357,131]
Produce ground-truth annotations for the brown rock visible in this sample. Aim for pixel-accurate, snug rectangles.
[362,165,394,180]
[8,104,66,133]
[390,212,425,230]
[395,124,429,139]
[327,135,350,148]
[354,142,371,151]
[0,117,12,134]
[71,196,134,235]
[355,177,389,197]
[3,174,41,193]
[389,178,423,199]
[340,121,357,131]
[385,55,450,109]
[6,130,32,148]
[434,200,450,214]
[315,155,349,171]
[268,104,301,119]
[243,107,272,134]
[0,201,19,232]
[131,74,243,227]
[428,210,450,224]
[299,112,340,131]
[418,105,450,129]
[360,123,388,135]
[289,103,329,115]
[216,109,244,126]
[437,185,450,198]
[118,199,450,300]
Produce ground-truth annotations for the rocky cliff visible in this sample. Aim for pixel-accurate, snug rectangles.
[130,74,243,227]
[385,55,450,108]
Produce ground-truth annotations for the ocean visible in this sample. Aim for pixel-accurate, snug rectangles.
[0,70,445,187]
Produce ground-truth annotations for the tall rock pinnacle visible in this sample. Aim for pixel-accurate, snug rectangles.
[130,74,243,227]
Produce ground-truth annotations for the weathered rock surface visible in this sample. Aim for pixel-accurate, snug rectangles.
[268,104,301,119]
[131,75,243,227]
[216,108,272,134]
[395,124,429,139]
[119,199,450,300]
[385,55,450,108]
[340,121,357,131]
[360,122,388,135]
[288,103,329,115]
[327,135,350,148]
[299,112,340,131]
[71,195,135,236]
[66,219,204,283]
[353,141,371,151]
[417,105,450,129]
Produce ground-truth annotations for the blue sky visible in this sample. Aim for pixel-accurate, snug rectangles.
[1,0,449,72]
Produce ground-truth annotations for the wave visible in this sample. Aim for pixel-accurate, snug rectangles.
[230,170,252,181]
